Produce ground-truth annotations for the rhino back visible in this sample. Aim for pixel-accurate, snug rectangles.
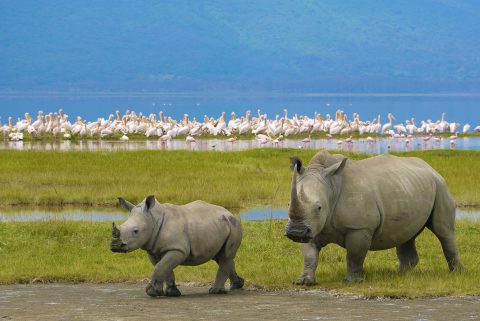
[334,155,439,250]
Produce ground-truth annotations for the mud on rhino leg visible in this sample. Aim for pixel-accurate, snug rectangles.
[344,229,371,282]
[294,242,321,286]
[146,251,185,297]
[396,237,420,271]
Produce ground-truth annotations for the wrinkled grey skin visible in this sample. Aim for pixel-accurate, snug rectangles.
[111,195,244,297]
[285,151,464,285]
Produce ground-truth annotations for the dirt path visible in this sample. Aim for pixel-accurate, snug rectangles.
[0,283,479,321]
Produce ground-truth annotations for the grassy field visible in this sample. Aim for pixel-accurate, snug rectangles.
[0,220,479,297]
[0,149,478,208]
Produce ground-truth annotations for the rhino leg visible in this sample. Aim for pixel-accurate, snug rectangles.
[229,261,244,290]
[344,229,372,282]
[428,226,464,272]
[294,242,320,286]
[209,257,232,294]
[427,189,464,272]
[396,237,420,271]
[165,270,181,297]
[146,251,185,297]
[210,224,243,294]
[146,280,164,297]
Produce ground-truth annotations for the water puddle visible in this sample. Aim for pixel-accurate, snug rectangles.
[1,136,480,153]
[0,209,127,222]
[239,208,480,222]
[0,208,478,222]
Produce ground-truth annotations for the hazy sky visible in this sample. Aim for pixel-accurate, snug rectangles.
[1,1,479,92]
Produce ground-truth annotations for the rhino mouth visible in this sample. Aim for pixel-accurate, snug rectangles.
[285,223,313,243]
[110,239,128,253]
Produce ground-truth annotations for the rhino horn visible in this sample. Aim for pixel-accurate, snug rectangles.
[299,184,310,203]
[289,164,303,220]
[112,222,121,238]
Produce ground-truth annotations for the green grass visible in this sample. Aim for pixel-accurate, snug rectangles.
[0,149,478,208]
[0,220,479,297]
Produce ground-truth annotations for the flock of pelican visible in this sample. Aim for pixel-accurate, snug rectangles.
[1,109,479,144]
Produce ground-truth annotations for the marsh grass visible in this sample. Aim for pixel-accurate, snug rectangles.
[0,220,478,297]
[0,149,478,208]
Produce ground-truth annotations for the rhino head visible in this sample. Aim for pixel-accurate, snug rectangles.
[285,156,346,243]
[110,195,157,253]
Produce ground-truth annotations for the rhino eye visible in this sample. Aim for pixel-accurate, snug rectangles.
[317,206,322,211]
[133,228,139,235]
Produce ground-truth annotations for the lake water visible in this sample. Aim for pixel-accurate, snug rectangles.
[239,208,480,222]
[0,208,478,222]
[1,136,479,153]
[1,93,480,125]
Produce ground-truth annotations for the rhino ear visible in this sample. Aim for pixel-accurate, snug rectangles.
[289,156,304,174]
[145,195,156,211]
[324,158,347,177]
[118,197,134,211]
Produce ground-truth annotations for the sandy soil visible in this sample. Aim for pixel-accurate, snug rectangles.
[0,282,479,321]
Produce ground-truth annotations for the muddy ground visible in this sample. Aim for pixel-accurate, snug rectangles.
[0,282,479,321]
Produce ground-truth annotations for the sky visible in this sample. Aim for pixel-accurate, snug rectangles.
[1,1,480,93]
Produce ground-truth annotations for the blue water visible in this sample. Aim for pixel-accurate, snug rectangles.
[0,207,478,222]
[1,136,479,153]
[1,93,479,124]
[239,208,480,222]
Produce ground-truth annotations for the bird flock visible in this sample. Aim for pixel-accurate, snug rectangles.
[1,109,479,144]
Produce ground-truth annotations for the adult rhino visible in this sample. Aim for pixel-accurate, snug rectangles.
[285,151,463,284]
[110,195,244,296]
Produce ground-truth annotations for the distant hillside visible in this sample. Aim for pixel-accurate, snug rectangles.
[1,1,480,92]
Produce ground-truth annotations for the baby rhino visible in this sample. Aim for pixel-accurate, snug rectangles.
[110,195,244,297]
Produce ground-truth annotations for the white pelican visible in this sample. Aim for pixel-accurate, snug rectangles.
[301,135,311,143]
[160,134,172,142]
[382,113,395,134]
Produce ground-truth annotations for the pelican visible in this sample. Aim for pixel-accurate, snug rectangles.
[423,134,433,141]
[463,124,470,133]
[186,135,196,143]
[382,113,395,134]
[301,135,311,143]
[160,134,172,142]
